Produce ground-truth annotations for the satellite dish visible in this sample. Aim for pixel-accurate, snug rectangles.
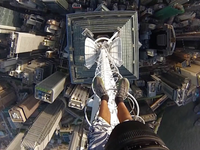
[84,32,122,69]
[84,38,98,69]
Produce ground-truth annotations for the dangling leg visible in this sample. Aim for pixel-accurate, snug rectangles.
[88,77,111,150]
[93,76,111,124]
[115,78,133,123]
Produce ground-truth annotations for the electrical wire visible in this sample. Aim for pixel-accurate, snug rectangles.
[128,96,135,114]
[84,104,92,127]
[128,93,140,117]
[131,115,145,124]
[91,72,101,99]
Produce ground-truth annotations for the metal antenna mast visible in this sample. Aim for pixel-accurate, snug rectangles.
[84,29,142,127]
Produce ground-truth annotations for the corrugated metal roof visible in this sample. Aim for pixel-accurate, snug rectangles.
[21,100,64,150]
[0,6,21,27]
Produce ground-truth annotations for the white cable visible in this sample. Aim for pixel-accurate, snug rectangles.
[95,37,110,43]
[84,105,92,127]
[91,72,101,98]
[84,95,97,127]
[128,93,140,117]
[131,115,145,124]
[128,96,135,114]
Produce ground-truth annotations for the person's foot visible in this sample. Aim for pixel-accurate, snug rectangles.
[93,76,108,101]
[116,78,130,100]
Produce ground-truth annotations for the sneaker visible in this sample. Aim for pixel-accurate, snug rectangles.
[116,78,130,100]
[93,76,107,98]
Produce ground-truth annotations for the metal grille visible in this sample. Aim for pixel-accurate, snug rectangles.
[0,6,21,27]
[21,100,64,150]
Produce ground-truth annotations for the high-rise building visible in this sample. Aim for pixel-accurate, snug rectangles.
[9,95,40,123]
[9,32,45,57]
[6,132,25,150]
[66,11,139,84]
[0,82,16,111]
[0,6,21,27]
[21,99,65,150]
